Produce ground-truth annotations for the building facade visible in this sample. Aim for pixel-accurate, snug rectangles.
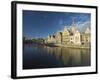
[46,24,91,46]
[81,27,91,46]
[62,27,70,44]
[56,32,62,44]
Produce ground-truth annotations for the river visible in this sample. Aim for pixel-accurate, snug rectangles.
[23,43,91,69]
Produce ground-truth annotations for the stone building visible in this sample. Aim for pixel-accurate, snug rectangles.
[46,23,91,46]
[70,30,81,45]
[62,27,70,44]
[56,32,62,44]
[47,35,56,44]
[47,35,51,43]
[81,27,91,45]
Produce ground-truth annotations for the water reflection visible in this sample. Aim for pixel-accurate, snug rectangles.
[23,43,91,69]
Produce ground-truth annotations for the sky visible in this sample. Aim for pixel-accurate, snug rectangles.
[23,10,91,38]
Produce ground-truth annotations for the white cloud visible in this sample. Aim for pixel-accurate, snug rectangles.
[77,21,91,33]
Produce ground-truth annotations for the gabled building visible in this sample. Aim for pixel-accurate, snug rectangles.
[56,32,62,44]
[47,35,56,44]
[81,27,91,45]
[47,22,90,46]
[62,26,70,44]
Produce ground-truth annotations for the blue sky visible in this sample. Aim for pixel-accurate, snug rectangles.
[23,10,91,38]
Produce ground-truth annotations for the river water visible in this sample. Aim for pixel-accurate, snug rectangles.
[23,43,91,69]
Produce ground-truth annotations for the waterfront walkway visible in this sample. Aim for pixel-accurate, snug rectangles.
[54,44,90,49]
[44,43,90,49]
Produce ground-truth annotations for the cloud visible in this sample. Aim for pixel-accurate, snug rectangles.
[77,21,91,33]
